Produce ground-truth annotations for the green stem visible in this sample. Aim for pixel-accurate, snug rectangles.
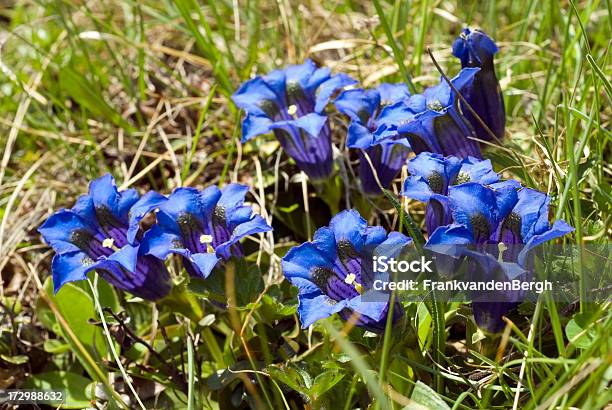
[202,327,226,368]
[427,290,445,394]
[371,0,416,93]
[187,334,195,410]
[88,277,146,410]
[379,289,396,386]
[313,176,342,215]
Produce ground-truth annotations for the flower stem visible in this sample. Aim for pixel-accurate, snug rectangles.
[312,176,342,216]
[201,326,225,367]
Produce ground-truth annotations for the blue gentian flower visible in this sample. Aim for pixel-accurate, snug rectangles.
[426,183,573,332]
[335,84,412,194]
[281,209,411,332]
[452,28,505,141]
[402,153,499,233]
[389,68,483,159]
[38,174,171,300]
[232,59,356,180]
[141,184,272,279]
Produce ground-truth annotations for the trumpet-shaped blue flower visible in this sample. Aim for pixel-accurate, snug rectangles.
[452,28,505,141]
[281,209,410,332]
[335,84,412,194]
[141,184,272,279]
[426,183,573,332]
[402,153,499,233]
[38,174,171,300]
[386,68,482,159]
[232,59,356,180]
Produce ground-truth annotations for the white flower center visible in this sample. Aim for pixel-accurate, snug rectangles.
[200,234,213,244]
[427,99,444,111]
[287,104,298,116]
[498,242,508,262]
[102,238,114,248]
[344,273,363,294]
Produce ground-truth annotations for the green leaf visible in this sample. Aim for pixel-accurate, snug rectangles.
[309,371,345,400]
[44,277,108,358]
[266,365,309,395]
[43,339,70,354]
[382,189,425,250]
[0,354,29,364]
[39,279,126,406]
[232,258,264,306]
[471,328,487,345]
[59,66,135,132]
[93,279,121,312]
[36,290,61,334]
[192,258,264,307]
[23,371,92,409]
[565,312,596,349]
[370,0,416,93]
[586,55,612,103]
[405,381,450,410]
[160,281,204,322]
[278,203,299,213]
[255,293,297,323]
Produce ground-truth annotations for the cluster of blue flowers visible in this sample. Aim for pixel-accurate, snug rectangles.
[39,28,572,335]
[408,153,574,331]
[281,153,573,333]
[39,175,271,300]
[232,28,505,195]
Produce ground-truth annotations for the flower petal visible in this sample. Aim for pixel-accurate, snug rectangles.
[270,113,328,139]
[335,88,380,123]
[157,187,216,232]
[425,224,474,257]
[450,67,481,95]
[282,242,335,283]
[517,220,574,266]
[423,82,452,109]
[376,83,411,105]
[376,101,416,128]
[297,291,348,328]
[491,181,520,222]
[127,190,167,244]
[312,227,338,260]
[448,183,502,242]
[51,251,93,293]
[218,184,249,211]
[406,152,462,195]
[314,73,357,113]
[364,226,387,246]
[232,76,281,117]
[216,214,272,259]
[242,114,274,142]
[402,176,434,202]
[140,225,189,260]
[328,209,368,251]
[189,253,220,279]
[285,59,319,92]
[108,244,140,272]
[346,123,375,149]
[39,210,98,254]
[89,174,136,223]
[513,188,551,241]
[458,157,499,185]
[71,195,97,227]
[452,28,499,67]
[347,292,390,322]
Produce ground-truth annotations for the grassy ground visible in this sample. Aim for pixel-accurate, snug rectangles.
[0,0,610,408]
